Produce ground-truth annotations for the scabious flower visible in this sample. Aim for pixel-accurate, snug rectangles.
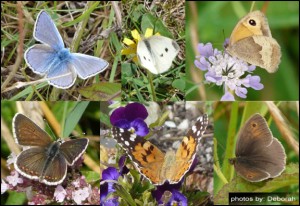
[194,41,264,100]
[110,102,149,136]
[121,28,159,64]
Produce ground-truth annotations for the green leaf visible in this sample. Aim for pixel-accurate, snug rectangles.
[172,79,185,91]
[215,163,299,205]
[81,171,100,183]
[5,191,27,205]
[63,102,89,137]
[78,82,121,101]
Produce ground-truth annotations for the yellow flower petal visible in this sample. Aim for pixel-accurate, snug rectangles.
[131,29,141,41]
[145,28,154,38]
[123,37,135,46]
[121,47,137,55]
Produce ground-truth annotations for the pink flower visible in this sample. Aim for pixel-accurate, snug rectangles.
[72,187,90,204]
[54,185,66,203]
[6,171,23,186]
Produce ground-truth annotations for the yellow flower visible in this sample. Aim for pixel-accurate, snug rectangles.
[121,28,159,64]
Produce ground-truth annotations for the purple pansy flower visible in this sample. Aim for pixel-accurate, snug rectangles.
[100,156,128,206]
[194,42,264,100]
[110,102,149,136]
[152,181,187,206]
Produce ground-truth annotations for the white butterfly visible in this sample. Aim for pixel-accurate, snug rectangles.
[137,35,180,74]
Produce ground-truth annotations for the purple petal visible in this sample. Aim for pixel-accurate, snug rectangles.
[205,71,221,83]
[221,92,235,101]
[110,107,126,125]
[166,190,188,206]
[197,43,214,58]
[243,75,264,90]
[100,198,119,206]
[235,87,247,98]
[152,182,182,203]
[124,103,148,122]
[247,65,256,72]
[130,118,149,136]
[118,156,129,175]
[114,119,130,129]
[194,57,210,71]
[101,167,120,181]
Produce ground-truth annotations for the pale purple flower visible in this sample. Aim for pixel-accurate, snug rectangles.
[221,91,235,101]
[1,179,9,194]
[195,42,264,100]
[54,185,67,203]
[6,171,23,186]
[72,186,90,204]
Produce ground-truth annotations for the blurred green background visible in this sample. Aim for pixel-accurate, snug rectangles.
[186,1,299,100]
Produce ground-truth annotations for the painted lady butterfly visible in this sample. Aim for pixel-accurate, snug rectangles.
[111,114,209,185]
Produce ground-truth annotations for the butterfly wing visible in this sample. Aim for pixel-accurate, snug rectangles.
[137,39,157,74]
[170,114,209,184]
[233,159,270,182]
[229,11,271,45]
[234,114,286,181]
[226,36,281,73]
[71,53,109,79]
[25,44,57,75]
[13,113,52,147]
[14,147,67,185]
[112,127,165,185]
[137,36,180,74]
[33,10,64,50]
[59,138,89,165]
[46,60,77,89]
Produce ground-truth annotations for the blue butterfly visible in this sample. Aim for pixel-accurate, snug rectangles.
[24,10,109,89]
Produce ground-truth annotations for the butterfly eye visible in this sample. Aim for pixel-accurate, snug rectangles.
[249,19,256,26]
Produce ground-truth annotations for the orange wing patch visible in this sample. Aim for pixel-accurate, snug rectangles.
[112,114,209,185]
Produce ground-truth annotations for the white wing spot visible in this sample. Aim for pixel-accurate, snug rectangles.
[192,125,197,133]
[125,141,129,146]
[130,134,137,141]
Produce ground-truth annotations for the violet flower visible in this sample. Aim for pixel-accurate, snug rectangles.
[110,102,149,136]
[100,156,128,206]
[194,42,264,100]
[152,181,187,205]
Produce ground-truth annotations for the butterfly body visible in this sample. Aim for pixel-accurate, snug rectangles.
[112,115,208,185]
